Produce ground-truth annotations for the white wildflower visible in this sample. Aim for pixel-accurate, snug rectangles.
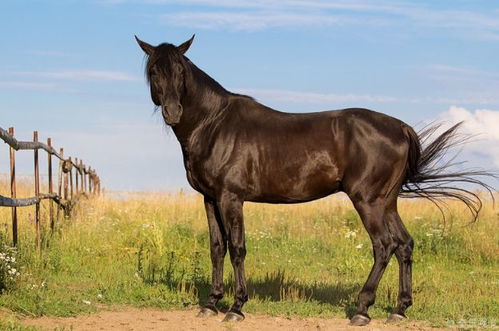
[356,244,364,249]
[345,231,357,238]
[82,300,91,305]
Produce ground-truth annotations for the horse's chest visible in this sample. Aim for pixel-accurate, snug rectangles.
[183,152,217,196]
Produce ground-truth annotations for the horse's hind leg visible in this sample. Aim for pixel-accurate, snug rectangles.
[349,198,398,326]
[386,208,414,322]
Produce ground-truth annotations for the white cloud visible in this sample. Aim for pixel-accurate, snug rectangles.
[438,106,499,167]
[442,106,499,140]
[232,87,499,107]
[138,0,499,38]
[15,70,139,82]
[430,64,482,76]
[429,64,499,82]
[233,88,397,104]
[430,96,499,106]
[102,0,395,10]
[160,11,351,31]
[0,81,57,90]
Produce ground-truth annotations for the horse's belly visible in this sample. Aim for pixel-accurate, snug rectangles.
[249,161,342,203]
[250,180,341,203]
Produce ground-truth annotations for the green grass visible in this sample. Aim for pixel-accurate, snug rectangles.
[0,189,497,328]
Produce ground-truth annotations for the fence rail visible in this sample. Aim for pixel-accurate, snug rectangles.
[1,126,101,248]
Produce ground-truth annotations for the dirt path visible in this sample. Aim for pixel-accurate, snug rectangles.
[22,308,444,331]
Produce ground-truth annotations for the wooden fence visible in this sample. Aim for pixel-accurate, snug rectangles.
[0,126,101,248]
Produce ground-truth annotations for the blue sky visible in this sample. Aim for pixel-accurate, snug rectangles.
[1,0,498,191]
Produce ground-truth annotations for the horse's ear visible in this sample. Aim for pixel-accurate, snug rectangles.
[177,34,195,54]
[135,35,155,56]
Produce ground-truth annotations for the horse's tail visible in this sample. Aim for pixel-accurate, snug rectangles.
[400,122,495,221]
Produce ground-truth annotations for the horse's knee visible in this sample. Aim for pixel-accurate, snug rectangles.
[395,237,414,263]
[229,244,246,264]
[210,240,227,259]
[372,235,397,264]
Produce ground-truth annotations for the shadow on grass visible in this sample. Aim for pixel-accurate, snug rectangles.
[163,270,362,318]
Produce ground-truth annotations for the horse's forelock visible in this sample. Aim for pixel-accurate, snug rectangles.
[145,43,188,84]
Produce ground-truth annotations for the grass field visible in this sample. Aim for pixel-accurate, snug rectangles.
[0,180,497,329]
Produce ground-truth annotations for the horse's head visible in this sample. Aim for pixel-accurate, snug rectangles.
[135,35,195,126]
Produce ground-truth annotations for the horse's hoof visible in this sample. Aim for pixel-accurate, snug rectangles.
[386,313,406,323]
[222,311,245,322]
[349,314,371,326]
[196,306,218,318]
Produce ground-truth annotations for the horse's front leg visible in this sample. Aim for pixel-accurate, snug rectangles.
[197,196,227,317]
[217,192,247,322]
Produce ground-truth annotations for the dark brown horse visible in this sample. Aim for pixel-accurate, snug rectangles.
[135,35,492,325]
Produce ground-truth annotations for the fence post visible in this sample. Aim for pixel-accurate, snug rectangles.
[64,162,69,204]
[9,127,18,247]
[34,131,41,250]
[69,157,74,200]
[82,162,87,194]
[88,167,92,194]
[75,157,79,195]
[96,176,100,195]
[48,138,54,232]
[56,148,64,223]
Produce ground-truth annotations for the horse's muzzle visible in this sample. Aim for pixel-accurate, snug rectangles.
[162,103,183,126]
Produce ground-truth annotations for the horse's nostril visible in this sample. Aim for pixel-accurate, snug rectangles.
[162,103,182,120]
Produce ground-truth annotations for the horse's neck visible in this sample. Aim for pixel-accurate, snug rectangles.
[172,63,230,147]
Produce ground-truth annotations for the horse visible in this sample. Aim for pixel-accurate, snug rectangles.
[135,35,492,326]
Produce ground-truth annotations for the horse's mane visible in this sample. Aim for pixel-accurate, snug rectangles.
[144,43,254,102]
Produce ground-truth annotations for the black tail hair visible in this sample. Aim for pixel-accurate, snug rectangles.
[401,122,496,221]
